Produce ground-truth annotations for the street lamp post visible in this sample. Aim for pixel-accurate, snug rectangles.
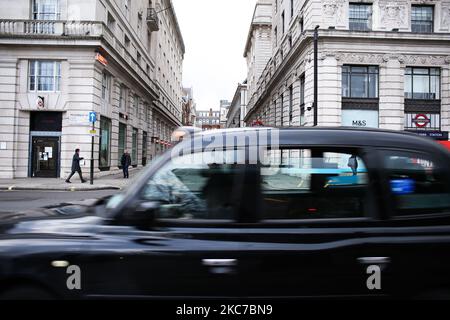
[313,25,319,127]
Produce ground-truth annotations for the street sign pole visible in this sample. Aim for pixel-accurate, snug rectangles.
[90,121,94,185]
[89,112,97,185]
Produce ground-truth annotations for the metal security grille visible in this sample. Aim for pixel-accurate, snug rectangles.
[349,4,372,31]
[412,6,434,33]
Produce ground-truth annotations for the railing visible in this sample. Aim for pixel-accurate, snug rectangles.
[0,19,103,37]
[64,21,103,36]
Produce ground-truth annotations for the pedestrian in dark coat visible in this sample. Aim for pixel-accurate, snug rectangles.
[121,150,132,179]
[66,149,87,183]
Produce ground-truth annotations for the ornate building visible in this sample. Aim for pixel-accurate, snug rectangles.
[182,87,197,126]
[196,109,221,131]
[0,0,184,178]
[244,0,450,143]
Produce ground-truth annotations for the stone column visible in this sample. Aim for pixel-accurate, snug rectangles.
[441,64,450,137]
[318,54,341,126]
[379,57,404,131]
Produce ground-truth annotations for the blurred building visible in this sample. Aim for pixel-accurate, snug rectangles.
[182,87,197,126]
[196,109,221,131]
[244,0,450,143]
[219,100,231,128]
[0,0,184,179]
[226,81,248,128]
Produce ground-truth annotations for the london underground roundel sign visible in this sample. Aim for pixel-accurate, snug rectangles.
[413,114,430,128]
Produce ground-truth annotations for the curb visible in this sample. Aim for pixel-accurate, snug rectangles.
[0,186,122,192]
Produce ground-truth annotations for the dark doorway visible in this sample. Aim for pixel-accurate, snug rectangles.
[31,137,60,178]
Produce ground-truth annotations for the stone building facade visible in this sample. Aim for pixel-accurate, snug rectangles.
[196,109,221,131]
[244,0,450,143]
[0,0,184,179]
[226,82,248,128]
[182,87,196,126]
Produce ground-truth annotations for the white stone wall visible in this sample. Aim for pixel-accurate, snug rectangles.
[246,0,450,141]
[245,0,273,105]
[0,0,185,178]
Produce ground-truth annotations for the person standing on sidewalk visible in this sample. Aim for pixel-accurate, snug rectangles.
[121,150,132,179]
[66,149,87,183]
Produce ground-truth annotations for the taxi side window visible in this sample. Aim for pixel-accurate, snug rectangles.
[260,148,370,220]
[383,151,450,216]
[140,150,246,221]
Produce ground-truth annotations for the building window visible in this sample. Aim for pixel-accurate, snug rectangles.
[290,0,294,20]
[101,72,111,101]
[99,117,111,169]
[107,12,116,31]
[119,84,127,111]
[288,85,293,124]
[137,52,141,66]
[300,75,305,125]
[349,3,372,31]
[125,0,131,19]
[281,11,285,35]
[281,94,284,126]
[118,123,127,166]
[142,131,148,166]
[144,104,149,122]
[32,0,60,20]
[342,65,379,98]
[405,67,440,100]
[133,94,140,116]
[274,27,278,47]
[137,12,143,33]
[411,5,434,33]
[29,61,61,92]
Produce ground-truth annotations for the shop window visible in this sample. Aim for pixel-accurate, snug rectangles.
[99,117,111,170]
[118,123,127,166]
[132,127,138,166]
[342,65,378,98]
[405,67,440,100]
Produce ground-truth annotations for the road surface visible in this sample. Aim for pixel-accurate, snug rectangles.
[0,190,119,214]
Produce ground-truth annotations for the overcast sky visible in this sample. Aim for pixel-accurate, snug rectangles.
[172,0,257,111]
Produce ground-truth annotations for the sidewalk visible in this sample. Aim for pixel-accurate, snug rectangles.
[0,168,143,192]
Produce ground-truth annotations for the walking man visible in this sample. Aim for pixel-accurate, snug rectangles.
[121,150,132,179]
[66,149,87,183]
